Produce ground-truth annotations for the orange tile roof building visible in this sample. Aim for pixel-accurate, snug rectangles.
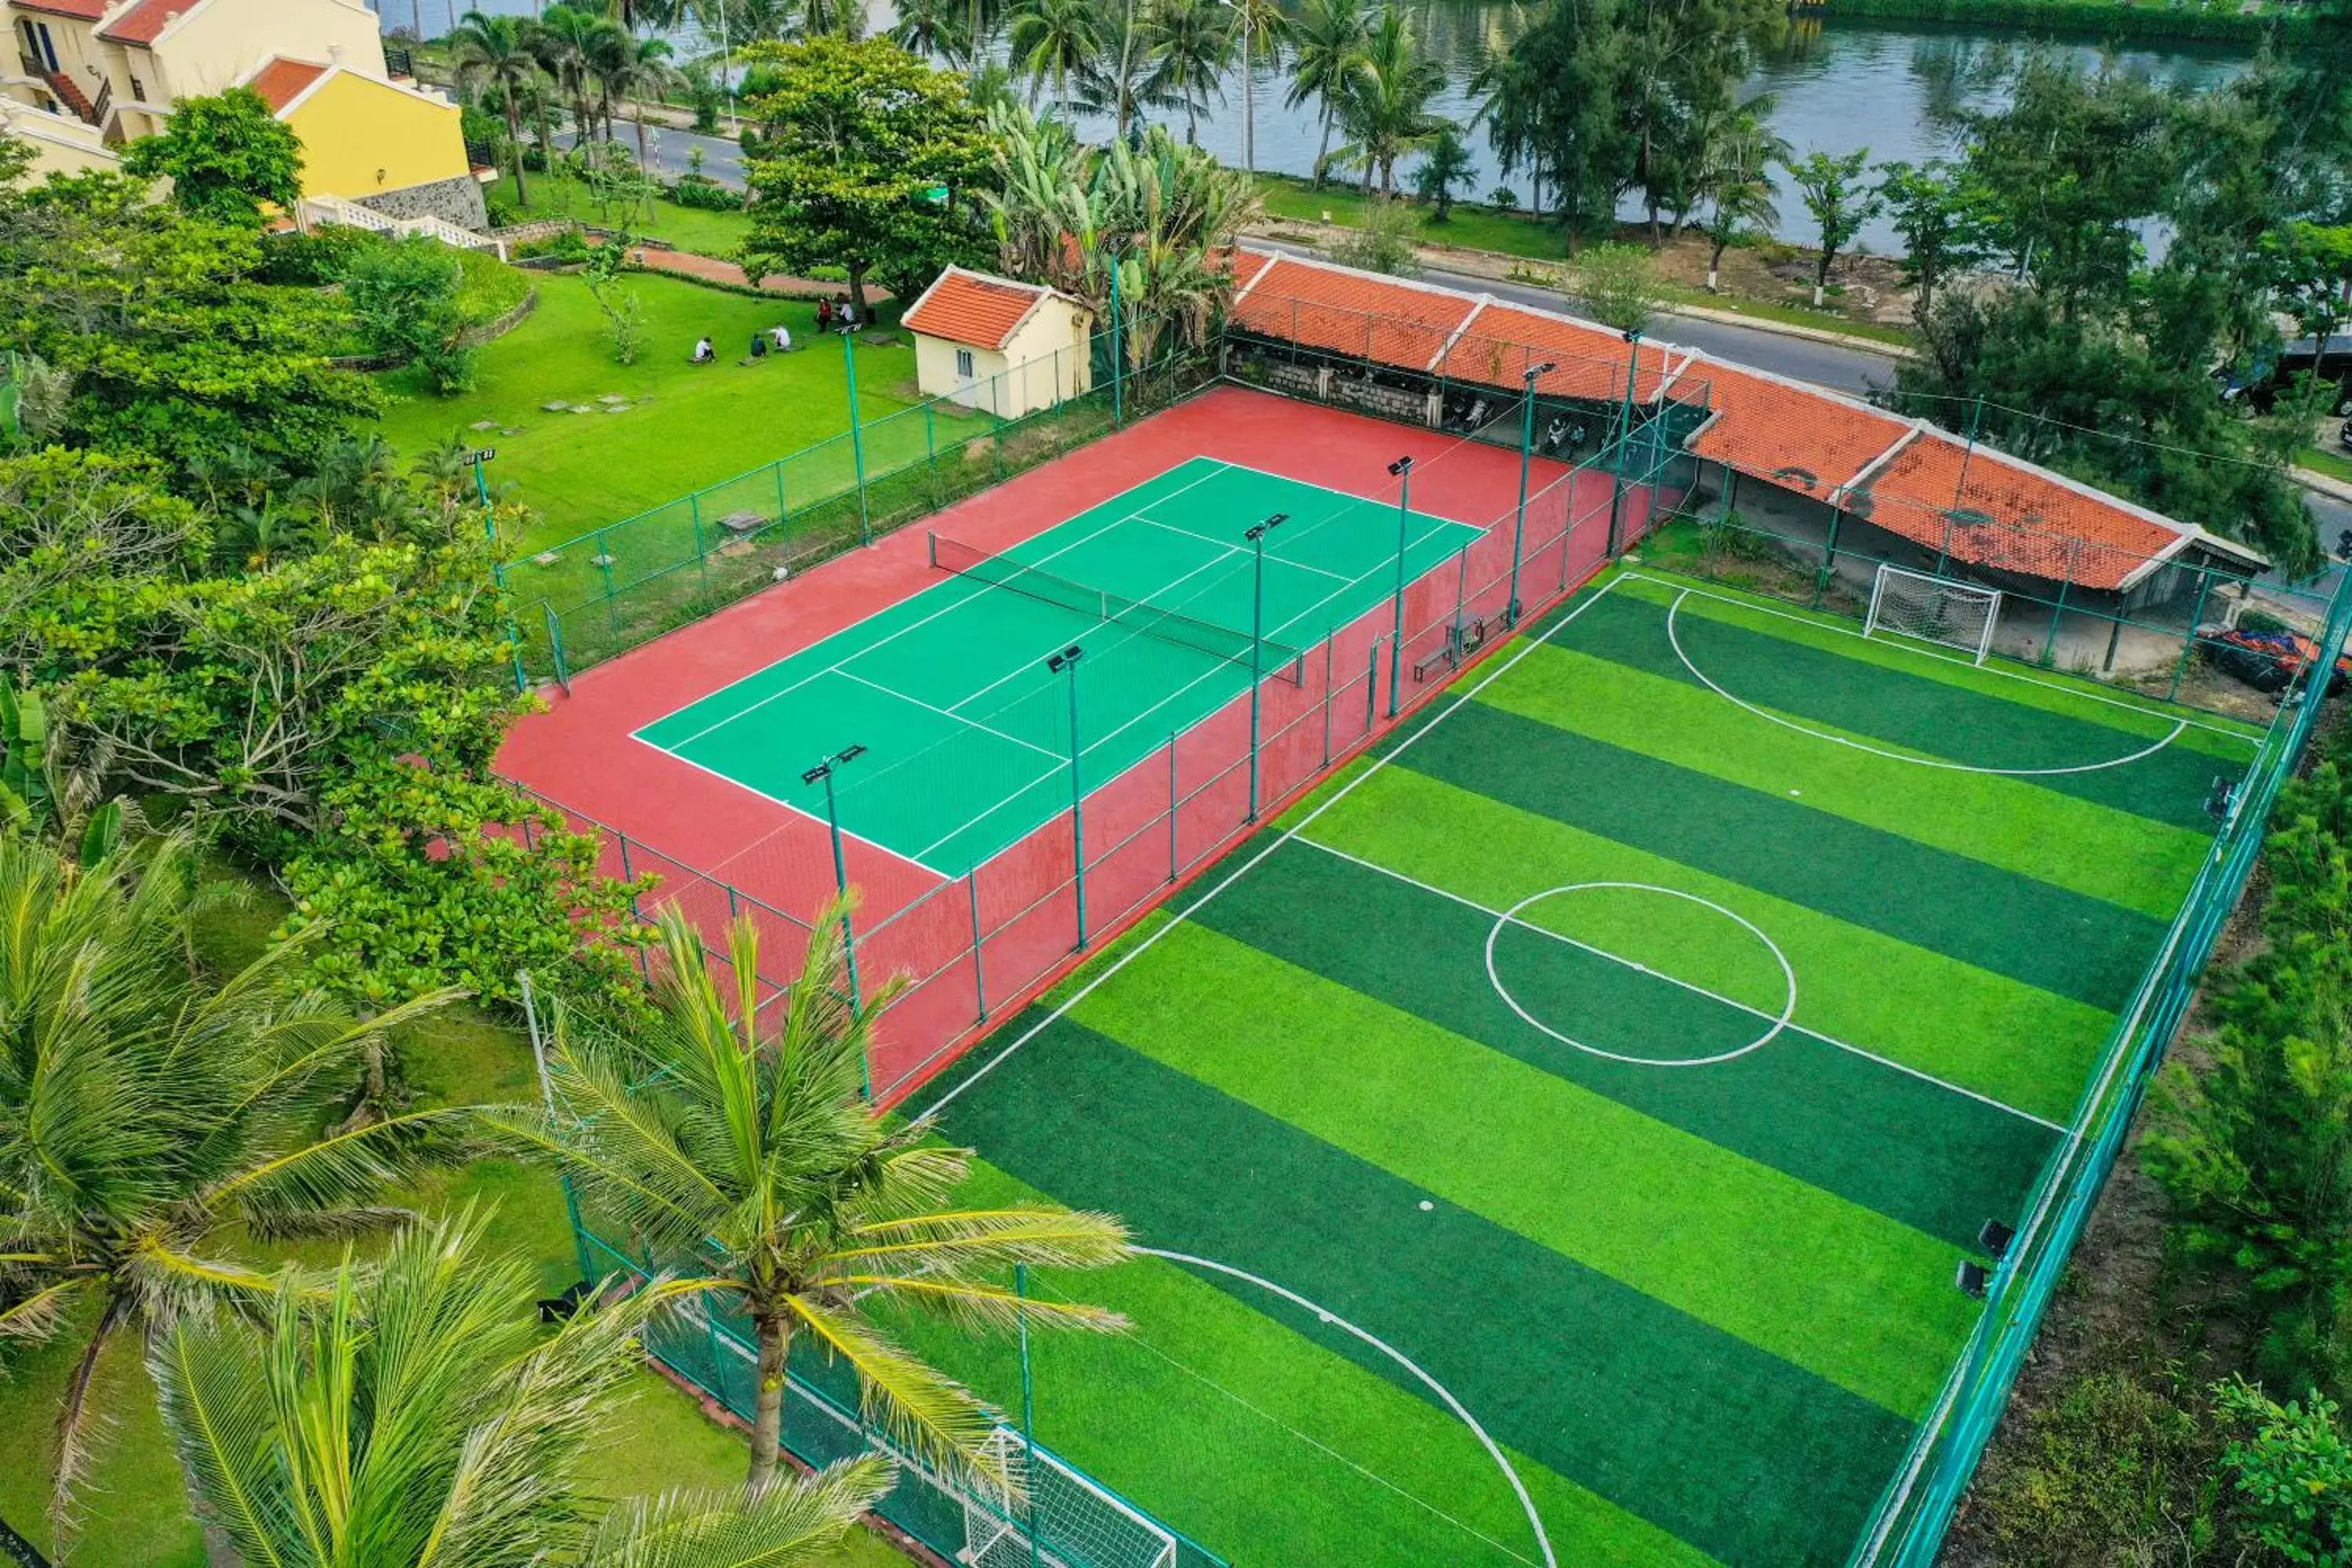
[902,266,1095,420]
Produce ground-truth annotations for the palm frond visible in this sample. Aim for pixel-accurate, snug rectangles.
[835,1273,1127,1339]
[585,1457,895,1568]
[150,1315,296,1568]
[783,1292,1004,1490]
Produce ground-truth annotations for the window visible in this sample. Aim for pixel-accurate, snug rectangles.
[954,347,975,379]
[20,20,58,73]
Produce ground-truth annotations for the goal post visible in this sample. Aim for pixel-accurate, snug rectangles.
[1864,563,2002,666]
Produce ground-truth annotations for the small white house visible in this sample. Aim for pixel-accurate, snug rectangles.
[902,266,1094,419]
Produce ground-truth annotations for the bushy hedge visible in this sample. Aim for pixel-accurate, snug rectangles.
[668,176,746,212]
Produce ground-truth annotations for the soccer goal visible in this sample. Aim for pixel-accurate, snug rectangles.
[960,1428,1179,1568]
[1863,563,2002,665]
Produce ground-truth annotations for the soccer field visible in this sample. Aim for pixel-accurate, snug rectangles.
[892,565,2262,1568]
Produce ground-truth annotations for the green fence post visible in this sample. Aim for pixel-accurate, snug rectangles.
[925,401,937,466]
[773,459,786,527]
[1017,1263,1043,1568]
[2169,567,2216,702]
[968,871,988,1023]
[690,491,709,593]
[1815,503,1842,608]
[595,527,618,642]
[2042,542,2077,666]
[542,602,570,694]
[842,332,870,546]
[1166,732,1179,881]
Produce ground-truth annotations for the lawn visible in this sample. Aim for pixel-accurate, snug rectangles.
[0,861,908,1568]
[375,267,917,553]
[2299,441,2352,485]
[488,170,757,259]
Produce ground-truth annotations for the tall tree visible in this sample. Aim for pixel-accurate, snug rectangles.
[600,31,679,162]
[154,1209,895,1568]
[1284,0,1373,187]
[739,37,993,314]
[1077,0,1171,138]
[120,88,302,227]
[1783,147,1881,307]
[1330,7,1449,198]
[1143,0,1237,146]
[451,9,544,202]
[1007,0,1101,113]
[0,830,472,1534]
[1480,0,1629,250]
[513,902,1135,1494]
[1413,124,1476,221]
[1875,158,1991,316]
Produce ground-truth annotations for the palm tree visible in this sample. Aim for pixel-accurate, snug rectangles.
[1078,0,1171,138]
[601,33,678,162]
[451,10,543,202]
[1330,8,1448,198]
[0,832,471,1535]
[1284,0,1371,187]
[891,0,980,64]
[152,1208,895,1568]
[1697,96,1788,290]
[1142,0,1236,146]
[515,902,1135,1496]
[1007,0,1100,114]
[535,4,611,143]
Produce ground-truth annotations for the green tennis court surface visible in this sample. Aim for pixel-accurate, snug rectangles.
[902,567,2263,1568]
[634,457,1483,873]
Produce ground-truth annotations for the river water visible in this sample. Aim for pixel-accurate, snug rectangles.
[382,2,2252,249]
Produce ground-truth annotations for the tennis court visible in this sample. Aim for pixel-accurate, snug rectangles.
[892,564,2264,1568]
[634,458,1483,875]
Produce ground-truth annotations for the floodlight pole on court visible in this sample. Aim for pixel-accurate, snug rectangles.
[1047,645,1087,949]
[1386,456,1414,717]
[841,332,871,545]
[1245,511,1290,820]
[1509,361,1558,627]
[1605,329,1642,557]
[1107,242,1126,429]
[800,746,869,1041]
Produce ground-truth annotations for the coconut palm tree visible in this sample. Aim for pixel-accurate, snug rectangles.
[535,3,612,142]
[513,901,1135,1496]
[152,1208,895,1568]
[1078,0,1171,138]
[1284,0,1371,187]
[1330,7,1448,198]
[891,0,985,64]
[0,831,472,1537]
[1142,0,1236,146]
[600,32,679,162]
[452,9,544,202]
[1007,0,1100,114]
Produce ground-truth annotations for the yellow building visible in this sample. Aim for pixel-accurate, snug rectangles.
[903,267,1096,420]
[2,0,490,228]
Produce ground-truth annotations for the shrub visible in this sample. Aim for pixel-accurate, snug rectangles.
[1490,186,1520,212]
[345,236,475,394]
[668,176,746,212]
[257,224,385,286]
[1329,198,1422,278]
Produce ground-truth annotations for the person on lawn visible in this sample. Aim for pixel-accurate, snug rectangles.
[691,336,715,365]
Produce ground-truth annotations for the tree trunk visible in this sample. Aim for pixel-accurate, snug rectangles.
[848,265,869,320]
[1313,113,1333,187]
[506,100,529,203]
[634,103,649,165]
[749,1312,790,1494]
[1813,247,1833,309]
[1708,237,1726,290]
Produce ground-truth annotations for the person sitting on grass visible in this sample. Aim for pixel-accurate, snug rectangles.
[691,336,715,365]
[815,299,834,332]
[836,296,858,332]
[750,331,768,360]
[771,323,792,352]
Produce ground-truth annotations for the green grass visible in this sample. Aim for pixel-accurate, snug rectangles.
[374,269,916,551]
[488,172,757,258]
[0,861,906,1568]
[2299,442,2352,485]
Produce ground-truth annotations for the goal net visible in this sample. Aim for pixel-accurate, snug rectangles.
[960,1428,1179,1568]
[1864,564,2002,665]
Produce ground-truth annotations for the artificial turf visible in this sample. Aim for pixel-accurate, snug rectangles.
[885,564,2259,1568]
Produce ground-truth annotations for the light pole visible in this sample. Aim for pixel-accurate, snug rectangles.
[1221,0,1254,181]
[1606,328,1642,557]
[1047,644,1087,949]
[1386,456,1414,718]
[1244,510,1290,819]
[800,745,869,1026]
[841,331,870,544]
[1510,360,1557,627]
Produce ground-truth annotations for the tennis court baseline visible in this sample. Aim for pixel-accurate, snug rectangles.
[633,457,1483,874]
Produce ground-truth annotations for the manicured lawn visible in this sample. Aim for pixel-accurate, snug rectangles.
[2299,441,2352,485]
[489,171,757,259]
[0,861,908,1568]
[375,269,917,552]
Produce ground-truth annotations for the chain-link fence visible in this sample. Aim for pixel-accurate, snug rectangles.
[500,325,1212,687]
[1847,566,2352,1566]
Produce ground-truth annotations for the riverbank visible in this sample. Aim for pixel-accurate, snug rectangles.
[1816,0,2313,42]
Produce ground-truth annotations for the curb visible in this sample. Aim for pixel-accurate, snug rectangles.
[2293,465,2352,506]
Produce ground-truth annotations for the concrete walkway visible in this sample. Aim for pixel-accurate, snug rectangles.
[618,243,893,306]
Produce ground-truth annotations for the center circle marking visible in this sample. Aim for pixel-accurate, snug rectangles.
[1484,882,1798,1068]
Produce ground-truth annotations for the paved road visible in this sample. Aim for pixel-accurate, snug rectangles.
[557,122,746,186]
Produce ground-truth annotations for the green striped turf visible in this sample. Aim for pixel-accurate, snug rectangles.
[1068,920,1975,1414]
[1481,642,2215,918]
[884,1163,1717,1568]
[1567,582,2247,828]
[927,1017,1913,1568]
[1302,766,2111,1123]
[1192,835,2057,1248]
[1397,700,2165,1011]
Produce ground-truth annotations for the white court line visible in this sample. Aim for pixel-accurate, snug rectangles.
[1661,589,2190,777]
[631,739,953,881]
[649,462,1238,750]
[837,670,1061,760]
[916,575,1632,1121]
[1133,514,1354,584]
[1138,1247,1555,1568]
[1298,837,2066,1133]
[1628,569,2257,744]
[909,755,1073,863]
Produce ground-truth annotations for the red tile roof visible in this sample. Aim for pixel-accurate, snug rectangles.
[1231,254,1475,372]
[1437,302,1678,403]
[245,56,328,114]
[1685,363,1912,500]
[902,267,1062,350]
[96,0,188,45]
[1849,434,2188,591]
[15,0,107,20]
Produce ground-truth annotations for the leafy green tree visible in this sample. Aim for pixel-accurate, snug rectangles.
[153,1208,895,1568]
[121,88,302,226]
[1700,169,1775,293]
[740,37,992,315]
[512,902,1134,1495]
[2216,1377,2352,1564]
[1412,125,1475,221]
[1573,241,1660,333]
[1783,147,1882,307]
[1285,0,1371,187]
[0,829,470,1533]
[346,235,477,394]
[1330,194,1422,276]
[1479,0,1630,250]
[1330,8,1449,198]
[451,9,544,203]
[1875,158,1991,316]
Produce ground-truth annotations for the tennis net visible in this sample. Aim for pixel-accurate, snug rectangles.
[930,532,1307,677]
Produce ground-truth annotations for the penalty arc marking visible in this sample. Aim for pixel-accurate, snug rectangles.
[1136,1247,1558,1568]
[1664,589,2188,775]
